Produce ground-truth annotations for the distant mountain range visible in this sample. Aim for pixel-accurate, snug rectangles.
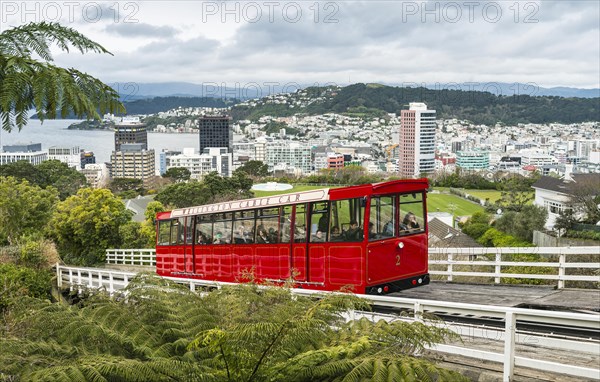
[109,81,600,100]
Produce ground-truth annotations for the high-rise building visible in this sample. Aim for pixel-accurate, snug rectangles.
[199,115,232,153]
[399,103,436,178]
[111,117,155,181]
[110,144,155,181]
[114,117,148,151]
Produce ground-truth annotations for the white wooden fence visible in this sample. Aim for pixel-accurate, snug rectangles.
[55,264,600,382]
[429,246,600,288]
[106,246,600,289]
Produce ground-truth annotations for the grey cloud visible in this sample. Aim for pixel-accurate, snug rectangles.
[105,23,178,38]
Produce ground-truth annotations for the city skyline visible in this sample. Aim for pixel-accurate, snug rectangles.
[1,1,598,89]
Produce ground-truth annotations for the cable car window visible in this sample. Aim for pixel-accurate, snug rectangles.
[233,210,256,244]
[256,207,279,244]
[399,193,425,235]
[213,213,232,244]
[280,206,292,243]
[170,219,182,245]
[195,215,212,245]
[309,201,329,242]
[293,204,307,243]
[369,195,396,241]
[331,198,365,242]
[157,220,171,246]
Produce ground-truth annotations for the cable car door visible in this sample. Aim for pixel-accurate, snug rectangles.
[288,204,308,282]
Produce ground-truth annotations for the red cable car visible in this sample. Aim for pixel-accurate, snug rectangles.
[155,179,430,294]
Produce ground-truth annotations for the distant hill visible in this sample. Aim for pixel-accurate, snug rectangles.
[122,96,239,115]
[109,81,600,99]
[231,83,600,125]
[32,96,240,119]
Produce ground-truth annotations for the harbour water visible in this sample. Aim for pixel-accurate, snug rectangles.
[0,119,199,169]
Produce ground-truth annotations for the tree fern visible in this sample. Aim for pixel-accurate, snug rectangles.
[0,22,124,132]
[1,275,466,382]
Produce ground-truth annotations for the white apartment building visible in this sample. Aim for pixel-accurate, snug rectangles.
[264,141,312,175]
[520,151,557,167]
[168,147,232,179]
[48,146,82,170]
[0,143,47,165]
[399,102,436,178]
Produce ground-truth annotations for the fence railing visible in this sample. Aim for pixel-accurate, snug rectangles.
[106,249,156,266]
[106,246,600,289]
[429,246,600,289]
[55,264,600,382]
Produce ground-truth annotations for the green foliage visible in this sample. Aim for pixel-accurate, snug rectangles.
[493,174,537,212]
[163,167,191,182]
[501,253,556,286]
[0,22,123,132]
[563,230,600,241]
[154,180,208,208]
[155,172,254,209]
[0,176,59,244]
[433,171,496,189]
[145,201,165,223]
[0,276,464,381]
[109,177,145,196]
[495,205,548,242]
[235,160,270,178]
[0,264,52,312]
[477,228,534,247]
[0,159,86,200]
[36,160,88,199]
[46,188,133,265]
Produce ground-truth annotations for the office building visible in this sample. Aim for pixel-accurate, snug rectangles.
[114,117,148,151]
[110,144,155,181]
[199,115,232,153]
[399,102,436,178]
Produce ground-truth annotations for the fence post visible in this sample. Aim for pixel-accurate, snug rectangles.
[109,273,114,295]
[503,311,516,381]
[56,263,62,288]
[495,250,502,284]
[414,301,423,322]
[558,252,566,289]
[447,253,453,282]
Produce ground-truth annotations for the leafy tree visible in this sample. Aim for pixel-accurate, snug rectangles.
[145,200,165,223]
[0,161,42,184]
[0,264,52,313]
[0,277,464,381]
[154,181,208,208]
[109,177,144,195]
[37,160,87,199]
[46,188,133,265]
[235,160,270,178]
[477,228,534,247]
[0,22,123,132]
[566,175,600,225]
[0,176,59,245]
[163,167,191,182]
[0,160,86,199]
[495,205,548,242]
[494,174,537,212]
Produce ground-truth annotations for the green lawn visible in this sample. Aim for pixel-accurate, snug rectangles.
[253,185,483,216]
[426,194,484,216]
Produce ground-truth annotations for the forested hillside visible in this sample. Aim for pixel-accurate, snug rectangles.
[232,83,600,124]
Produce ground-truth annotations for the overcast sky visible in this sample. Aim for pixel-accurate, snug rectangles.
[2,1,599,90]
